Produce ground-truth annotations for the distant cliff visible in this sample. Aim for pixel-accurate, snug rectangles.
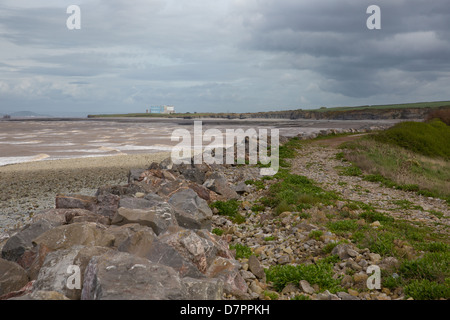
[88,101,450,121]
[239,106,450,120]
[187,105,450,121]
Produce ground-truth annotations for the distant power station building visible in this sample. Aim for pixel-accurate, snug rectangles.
[149,105,175,114]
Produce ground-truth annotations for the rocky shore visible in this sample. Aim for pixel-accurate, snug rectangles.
[0,153,170,233]
[1,126,447,300]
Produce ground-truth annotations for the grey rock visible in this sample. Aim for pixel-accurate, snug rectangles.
[159,157,173,170]
[337,291,360,300]
[81,251,184,300]
[55,194,97,211]
[127,169,146,183]
[234,181,251,194]
[1,220,54,262]
[316,290,339,300]
[169,189,213,230]
[33,246,84,300]
[205,256,249,299]
[181,277,223,300]
[111,205,177,235]
[95,193,120,219]
[248,255,266,280]
[299,280,315,294]
[0,258,29,296]
[32,222,115,251]
[331,243,353,260]
[145,237,204,278]
[203,172,239,200]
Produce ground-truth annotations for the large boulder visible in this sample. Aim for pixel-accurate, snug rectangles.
[203,172,239,200]
[0,258,29,296]
[144,237,204,278]
[32,222,115,251]
[55,194,97,211]
[111,205,177,235]
[181,277,223,300]
[81,251,185,300]
[32,245,112,300]
[159,228,219,274]
[168,189,213,230]
[94,193,120,219]
[1,220,55,263]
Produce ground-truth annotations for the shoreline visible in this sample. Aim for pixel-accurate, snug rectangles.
[0,152,170,233]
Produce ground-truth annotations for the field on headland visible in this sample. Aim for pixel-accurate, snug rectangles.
[87,100,450,120]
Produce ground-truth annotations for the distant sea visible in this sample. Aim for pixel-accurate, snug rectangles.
[0,118,403,167]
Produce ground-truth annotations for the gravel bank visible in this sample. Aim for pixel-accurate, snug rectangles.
[0,152,170,233]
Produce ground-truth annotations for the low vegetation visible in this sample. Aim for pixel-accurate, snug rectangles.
[341,119,450,203]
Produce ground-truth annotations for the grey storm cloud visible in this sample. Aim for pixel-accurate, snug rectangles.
[0,0,449,115]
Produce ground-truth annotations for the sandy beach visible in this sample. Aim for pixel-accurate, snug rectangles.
[0,152,170,232]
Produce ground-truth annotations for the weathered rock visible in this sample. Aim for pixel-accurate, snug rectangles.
[32,246,83,300]
[181,168,206,185]
[55,194,97,211]
[159,157,173,170]
[111,205,177,235]
[114,225,157,257]
[1,220,54,263]
[145,237,204,278]
[81,251,184,300]
[14,290,70,300]
[32,245,113,300]
[316,290,339,300]
[181,277,223,300]
[0,258,29,296]
[205,256,249,299]
[281,283,300,295]
[379,257,400,272]
[0,280,34,300]
[234,181,251,194]
[159,228,218,274]
[331,243,353,260]
[248,255,266,280]
[106,223,152,248]
[169,188,213,230]
[32,222,115,251]
[188,182,212,201]
[64,208,110,225]
[337,291,360,300]
[127,169,146,183]
[95,193,120,219]
[340,274,354,288]
[203,172,239,200]
[119,197,155,210]
[28,209,68,226]
[299,280,315,294]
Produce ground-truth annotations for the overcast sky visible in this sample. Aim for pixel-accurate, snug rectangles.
[1,0,449,116]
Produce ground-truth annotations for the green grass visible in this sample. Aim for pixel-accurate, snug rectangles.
[209,200,245,224]
[212,228,224,236]
[244,179,265,190]
[337,165,363,177]
[327,220,360,233]
[229,243,253,259]
[343,122,450,203]
[372,120,450,159]
[308,230,324,240]
[311,101,450,113]
[265,173,339,215]
[265,255,341,292]
[404,279,450,300]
